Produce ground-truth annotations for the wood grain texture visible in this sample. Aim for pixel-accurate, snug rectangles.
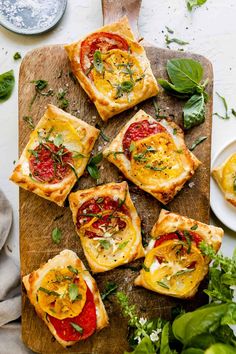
[19,44,213,354]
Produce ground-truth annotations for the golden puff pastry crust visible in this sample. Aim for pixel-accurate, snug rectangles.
[10,104,99,206]
[22,249,109,348]
[69,181,145,273]
[103,109,201,204]
[212,152,236,207]
[65,16,158,121]
[134,209,224,299]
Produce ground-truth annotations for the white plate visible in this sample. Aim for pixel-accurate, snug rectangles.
[210,139,236,231]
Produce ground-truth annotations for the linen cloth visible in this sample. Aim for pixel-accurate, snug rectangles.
[0,190,32,353]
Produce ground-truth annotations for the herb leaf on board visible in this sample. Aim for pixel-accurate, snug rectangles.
[165,35,189,46]
[13,52,21,60]
[101,282,118,300]
[183,93,205,129]
[87,152,103,180]
[23,116,35,130]
[189,136,207,151]
[187,0,207,11]
[51,227,62,244]
[0,70,15,101]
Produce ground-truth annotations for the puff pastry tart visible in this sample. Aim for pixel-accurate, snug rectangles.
[134,210,223,299]
[10,104,99,206]
[103,109,201,204]
[212,152,236,207]
[65,16,158,121]
[22,249,108,348]
[69,181,144,273]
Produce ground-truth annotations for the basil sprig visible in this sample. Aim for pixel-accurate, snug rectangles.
[87,152,103,180]
[158,58,209,129]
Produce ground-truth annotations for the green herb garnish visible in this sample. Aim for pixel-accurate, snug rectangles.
[184,230,192,254]
[67,265,78,275]
[0,70,15,101]
[54,134,63,147]
[70,322,83,333]
[51,227,62,244]
[189,136,207,151]
[157,280,170,289]
[93,50,104,74]
[118,241,129,250]
[165,35,189,46]
[145,165,166,172]
[99,239,111,250]
[174,268,195,276]
[13,52,21,60]
[59,98,69,110]
[38,287,60,297]
[101,282,118,300]
[68,283,79,302]
[214,92,230,120]
[165,26,174,34]
[191,224,198,230]
[142,264,150,272]
[87,152,103,180]
[187,0,207,11]
[23,116,35,130]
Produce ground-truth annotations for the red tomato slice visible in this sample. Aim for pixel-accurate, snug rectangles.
[48,285,96,342]
[80,32,129,73]
[154,231,202,248]
[29,142,73,184]
[76,196,129,238]
[122,120,166,159]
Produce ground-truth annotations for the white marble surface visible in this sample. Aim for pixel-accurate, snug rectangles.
[0,0,235,267]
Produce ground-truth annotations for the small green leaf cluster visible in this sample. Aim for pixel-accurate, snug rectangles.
[158,59,208,129]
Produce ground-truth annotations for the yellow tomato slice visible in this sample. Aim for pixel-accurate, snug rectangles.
[130,133,185,186]
[80,211,136,268]
[92,49,144,103]
[37,267,87,319]
[222,153,236,194]
[142,240,204,297]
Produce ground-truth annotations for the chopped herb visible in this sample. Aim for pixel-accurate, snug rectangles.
[59,98,69,110]
[79,212,102,219]
[97,197,104,204]
[173,128,177,135]
[118,189,128,208]
[70,322,83,333]
[118,241,129,250]
[51,227,62,244]
[191,224,198,230]
[85,64,94,76]
[129,142,135,152]
[145,165,166,172]
[99,239,111,250]
[232,108,236,117]
[115,80,134,99]
[233,177,236,194]
[183,230,192,254]
[38,287,60,297]
[89,152,103,165]
[214,92,230,119]
[87,152,103,180]
[106,151,125,159]
[28,149,38,158]
[57,88,67,100]
[187,0,207,11]
[189,136,207,151]
[157,280,170,289]
[100,130,110,142]
[33,79,48,91]
[67,162,79,180]
[165,26,174,34]
[165,35,189,46]
[72,152,86,159]
[101,282,118,300]
[67,265,78,275]
[93,50,103,74]
[54,134,63,147]
[142,264,150,272]
[13,52,21,60]
[68,283,79,302]
[23,116,35,130]
[0,70,15,101]
[152,98,167,119]
[174,268,195,276]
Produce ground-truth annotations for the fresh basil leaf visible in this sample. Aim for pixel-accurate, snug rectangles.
[189,136,207,151]
[124,337,156,354]
[93,50,103,74]
[51,227,62,244]
[67,265,78,275]
[101,282,118,300]
[99,239,111,250]
[167,58,203,92]
[59,98,69,110]
[165,35,189,46]
[158,79,191,97]
[87,164,99,179]
[0,70,15,100]
[165,26,174,34]
[204,343,236,354]
[100,130,110,142]
[54,134,63,147]
[89,152,103,165]
[160,322,177,354]
[68,283,79,302]
[183,93,205,129]
[121,80,134,93]
[187,0,207,11]
[70,322,83,333]
[32,79,48,91]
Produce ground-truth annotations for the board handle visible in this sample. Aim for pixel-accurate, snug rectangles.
[102,0,142,38]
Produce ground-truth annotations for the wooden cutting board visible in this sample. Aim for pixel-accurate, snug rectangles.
[19,1,213,353]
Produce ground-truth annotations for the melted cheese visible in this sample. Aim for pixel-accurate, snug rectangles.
[221,153,236,194]
[80,212,136,268]
[92,49,144,103]
[37,268,87,320]
[130,133,185,186]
